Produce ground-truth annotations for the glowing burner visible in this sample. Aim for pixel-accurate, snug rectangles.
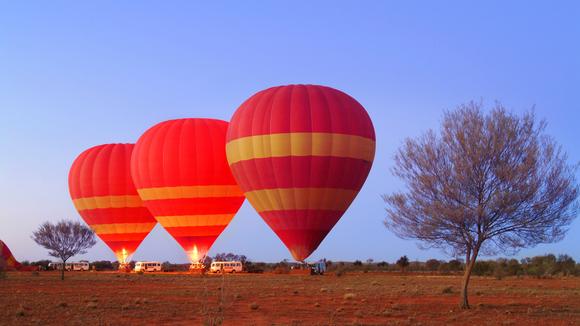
[190,245,199,263]
[189,245,205,273]
[118,248,130,272]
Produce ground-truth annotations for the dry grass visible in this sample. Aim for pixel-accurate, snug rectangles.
[0,271,578,325]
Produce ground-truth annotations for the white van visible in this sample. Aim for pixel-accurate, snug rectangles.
[134,261,162,272]
[210,261,243,273]
[69,261,89,271]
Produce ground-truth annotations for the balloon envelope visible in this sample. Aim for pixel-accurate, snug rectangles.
[68,144,157,263]
[226,84,376,261]
[131,118,245,262]
[0,240,22,270]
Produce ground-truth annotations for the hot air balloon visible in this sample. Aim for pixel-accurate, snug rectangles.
[131,119,245,268]
[69,144,157,269]
[226,84,376,262]
[0,240,22,270]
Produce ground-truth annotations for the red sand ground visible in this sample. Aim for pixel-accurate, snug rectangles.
[0,271,578,325]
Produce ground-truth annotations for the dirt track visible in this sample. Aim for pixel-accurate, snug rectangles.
[0,271,579,325]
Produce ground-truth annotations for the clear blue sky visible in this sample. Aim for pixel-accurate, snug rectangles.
[1,2,579,263]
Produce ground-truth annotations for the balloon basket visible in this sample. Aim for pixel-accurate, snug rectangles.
[119,263,131,273]
[189,263,205,275]
[290,262,319,275]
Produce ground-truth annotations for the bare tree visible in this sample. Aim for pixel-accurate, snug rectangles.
[396,255,410,272]
[32,220,96,280]
[383,102,579,309]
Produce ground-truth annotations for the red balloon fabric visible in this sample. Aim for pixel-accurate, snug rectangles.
[0,240,22,270]
[68,144,157,263]
[131,118,245,262]
[226,84,376,261]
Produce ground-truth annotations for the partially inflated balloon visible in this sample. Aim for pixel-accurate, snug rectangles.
[131,119,245,262]
[0,240,22,270]
[69,144,157,264]
[226,85,376,261]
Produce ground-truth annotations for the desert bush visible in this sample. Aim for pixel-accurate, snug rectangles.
[506,259,522,276]
[213,252,247,264]
[353,260,363,266]
[91,260,114,271]
[447,259,463,272]
[31,260,51,270]
[396,256,409,272]
[272,261,290,274]
[425,259,441,272]
[473,261,493,276]
[438,262,451,275]
[442,286,454,294]
[493,262,507,280]
[335,268,346,277]
[522,254,557,277]
[555,255,577,276]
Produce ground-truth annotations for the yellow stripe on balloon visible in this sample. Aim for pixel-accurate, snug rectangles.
[155,214,235,227]
[226,132,376,164]
[73,195,144,211]
[91,223,157,234]
[137,185,244,201]
[244,188,357,212]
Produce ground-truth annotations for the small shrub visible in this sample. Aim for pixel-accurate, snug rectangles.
[249,302,259,310]
[335,268,346,277]
[442,286,454,294]
[15,305,26,317]
[343,293,356,300]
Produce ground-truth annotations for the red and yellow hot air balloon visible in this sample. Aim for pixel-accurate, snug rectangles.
[226,84,376,261]
[131,119,245,266]
[69,144,157,268]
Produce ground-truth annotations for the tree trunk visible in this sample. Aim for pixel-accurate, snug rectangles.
[61,259,66,281]
[459,247,479,309]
